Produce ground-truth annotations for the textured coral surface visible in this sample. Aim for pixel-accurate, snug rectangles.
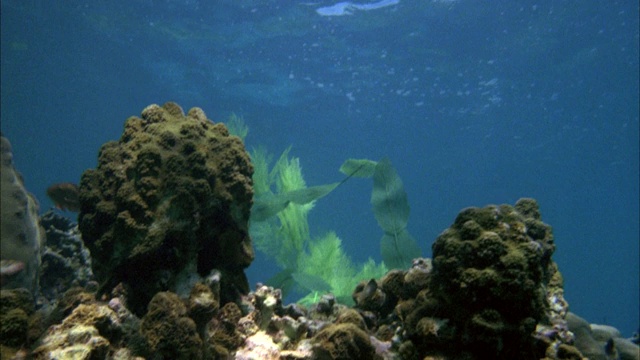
[351,199,579,359]
[78,102,254,315]
[428,198,560,358]
[39,211,95,302]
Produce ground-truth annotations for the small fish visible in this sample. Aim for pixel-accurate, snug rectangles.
[46,182,80,212]
[0,259,25,286]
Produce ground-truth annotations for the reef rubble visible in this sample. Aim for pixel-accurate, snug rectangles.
[3,197,636,359]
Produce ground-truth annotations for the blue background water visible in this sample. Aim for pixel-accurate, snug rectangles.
[1,0,638,335]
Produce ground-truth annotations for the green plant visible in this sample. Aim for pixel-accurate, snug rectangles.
[225,113,248,141]
[341,158,422,270]
[249,148,386,305]
[227,119,413,304]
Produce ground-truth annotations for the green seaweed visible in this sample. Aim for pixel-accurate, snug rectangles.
[225,112,248,141]
[265,268,296,296]
[250,183,340,222]
[249,146,272,195]
[241,117,412,302]
[250,147,307,269]
[249,147,387,304]
[250,193,291,222]
[371,158,421,269]
[371,158,410,233]
[251,155,366,224]
[339,158,378,178]
[286,183,341,204]
[291,272,333,293]
[338,158,422,270]
[295,231,387,305]
[380,230,420,270]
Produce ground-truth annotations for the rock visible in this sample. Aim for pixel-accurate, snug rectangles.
[188,282,219,341]
[567,312,640,360]
[426,198,563,358]
[31,303,121,360]
[47,287,96,327]
[39,211,94,302]
[77,102,254,315]
[1,134,45,295]
[312,323,376,360]
[235,331,281,360]
[208,301,245,357]
[0,308,29,347]
[351,199,581,359]
[140,291,204,359]
[0,288,52,351]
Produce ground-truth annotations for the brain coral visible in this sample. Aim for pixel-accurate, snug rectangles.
[428,198,560,358]
[78,102,254,315]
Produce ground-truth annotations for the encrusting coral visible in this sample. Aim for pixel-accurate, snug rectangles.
[350,198,582,359]
[428,198,558,357]
[77,102,254,315]
[140,291,204,359]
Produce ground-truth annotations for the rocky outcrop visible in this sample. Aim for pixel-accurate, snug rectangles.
[77,102,254,315]
[353,198,582,360]
[427,198,560,357]
[39,211,95,302]
[0,133,45,295]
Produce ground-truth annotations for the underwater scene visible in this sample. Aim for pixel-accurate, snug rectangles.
[1,0,638,359]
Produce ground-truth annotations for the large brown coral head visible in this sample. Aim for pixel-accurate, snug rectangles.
[78,102,254,315]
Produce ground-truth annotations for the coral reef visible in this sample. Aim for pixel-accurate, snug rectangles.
[31,303,118,359]
[140,291,204,359]
[0,288,35,348]
[39,211,95,302]
[312,323,376,359]
[4,136,636,360]
[77,102,254,315]
[352,198,585,359]
[0,133,45,294]
[426,198,559,357]
[567,312,640,360]
[14,241,639,359]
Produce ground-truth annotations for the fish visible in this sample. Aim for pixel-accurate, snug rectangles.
[0,259,25,286]
[46,182,80,212]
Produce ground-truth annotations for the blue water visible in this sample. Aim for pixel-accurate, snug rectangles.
[2,0,638,336]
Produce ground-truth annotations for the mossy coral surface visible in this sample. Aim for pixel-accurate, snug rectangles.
[140,292,204,360]
[78,102,254,315]
[427,198,559,358]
